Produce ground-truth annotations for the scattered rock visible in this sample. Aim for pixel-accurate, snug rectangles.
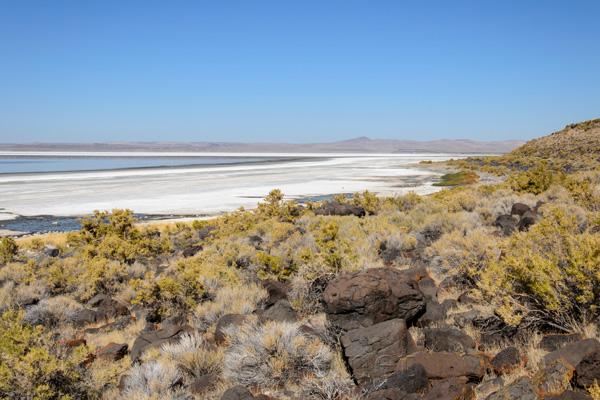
[96,342,128,361]
[86,294,130,319]
[182,245,203,257]
[539,333,585,352]
[542,390,592,399]
[543,338,600,367]
[190,373,220,396]
[197,226,215,241]
[490,347,524,374]
[574,349,600,388]
[518,210,538,231]
[457,291,476,305]
[531,358,574,396]
[420,377,476,400]
[493,214,517,236]
[261,299,299,323]
[214,314,248,344]
[485,377,537,400]
[130,324,194,362]
[368,389,420,400]
[511,203,531,216]
[341,319,417,385]
[314,201,366,217]
[416,300,446,327]
[220,385,255,400]
[439,275,469,289]
[323,268,426,331]
[261,279,291,306]
[423,326,476,354]
[71,308,105,328]
[42,245,59,257]
[451,310,480,328]
[441,299,459,314]
[57,338,87,348]
[417,277,438,300]
[397,351,488,381]
[366,363,430,394]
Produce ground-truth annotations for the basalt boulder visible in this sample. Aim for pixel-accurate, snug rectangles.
[323,268,426,332]
[341,319,417,385]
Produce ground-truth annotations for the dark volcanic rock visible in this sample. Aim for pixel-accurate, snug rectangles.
[420,377,476,400]
[518,210,538,231]
[543,390,593,399]
[511,203,531,216]
[417,277,438,300]
[490,346,524,374]
[261,279,291,306]
[416,300,446,327]
[214,314,248,344]
[441,299,459,314]
[314,200,366,217]
[539,333,585,352]
[341,319,417,385]
[182,245,203,258]
[543,338,600,367]
[486,377,537,400]
[423,326,475,354]
[323,268,426,331]
[366,363,430,394]
[130,324,193,362]
[190,373,220,396]
[368,389,419,400]
[532,358,574,395]
[220,385,255,400]
[396,351,488,381]
[451,310,480,328]
[493,214,518,236]
[261,299,299,323]
[71,308,105,328]
[574,349,600,388]
[96,342,128,361]
[86,294,130,319]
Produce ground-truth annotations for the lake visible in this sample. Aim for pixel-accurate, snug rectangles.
[0,152,464,234]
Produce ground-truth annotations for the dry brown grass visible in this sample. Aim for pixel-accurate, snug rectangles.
[85,317,146,352]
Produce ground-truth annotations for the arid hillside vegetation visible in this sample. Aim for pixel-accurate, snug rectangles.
[1,119,600,399]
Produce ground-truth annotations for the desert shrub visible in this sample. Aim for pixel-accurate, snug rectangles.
[509,162,553,194]
[193,282,267,332]
[351,190,381,215]
[122,360,187,400]
[223,319,333,387]
[0,308,90,399]
[158,332,224,379]
[425,227,499,278]
[0,236,18,264]
[477,205,600,328]
[24,296,83,328]
[131,267,205,317]
[312,220,357,273]
[255,189,301,220]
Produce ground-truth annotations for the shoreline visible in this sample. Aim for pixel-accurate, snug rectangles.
[0,155,468,236]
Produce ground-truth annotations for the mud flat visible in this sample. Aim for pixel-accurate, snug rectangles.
[0,152,468,234]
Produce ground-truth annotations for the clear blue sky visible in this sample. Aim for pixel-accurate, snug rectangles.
[1,1,598,143]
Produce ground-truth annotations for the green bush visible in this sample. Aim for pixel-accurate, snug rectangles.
[508,162,553,194]
[0,236,18,264]
[0,308,89,399]
[477,206,600,327]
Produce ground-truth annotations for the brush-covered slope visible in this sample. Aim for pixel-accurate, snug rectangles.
[455,118,600,174]
[510,118,600,160]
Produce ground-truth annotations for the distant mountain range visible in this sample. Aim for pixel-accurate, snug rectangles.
[0,137,525,154]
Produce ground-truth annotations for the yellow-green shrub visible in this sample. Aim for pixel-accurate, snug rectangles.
[0,309,89,399]
[477,206,600,327]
